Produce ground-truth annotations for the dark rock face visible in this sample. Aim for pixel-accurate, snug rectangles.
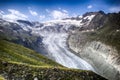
[81,11,107,30]
[87,12,107,29]
[17,20,34,26]
[83,11,105,17]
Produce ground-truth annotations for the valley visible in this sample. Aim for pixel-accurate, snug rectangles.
[0,11,120,80]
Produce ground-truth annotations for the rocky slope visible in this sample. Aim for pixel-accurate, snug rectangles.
[68,12,120,80]
[0,40,106,80]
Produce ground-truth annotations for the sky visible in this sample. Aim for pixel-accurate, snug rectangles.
[0,0,120,22]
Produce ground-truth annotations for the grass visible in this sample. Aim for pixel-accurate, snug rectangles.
[0,75,5,80]
[0,40,62,67]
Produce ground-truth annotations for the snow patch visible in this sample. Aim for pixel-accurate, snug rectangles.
[83,14,95,25]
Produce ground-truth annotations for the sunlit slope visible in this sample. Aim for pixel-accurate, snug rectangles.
[0,75,5,80]
[0,40,62,67]
[0,40,107,80]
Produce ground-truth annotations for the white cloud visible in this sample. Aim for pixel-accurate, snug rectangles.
[87,5,93,9]
[62,9,68,13]
[29,9,38,16]
[2,9,28,22]
[0,10,4,14]
[8,9,27,18]
[46,9,50,13]
[109,7,120,12]
[50,10,69,19]
[39,15,45,20]
[58,7,61,10]
[0,10,4,18]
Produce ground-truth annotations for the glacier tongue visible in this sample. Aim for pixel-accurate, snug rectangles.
[42,32,94,71]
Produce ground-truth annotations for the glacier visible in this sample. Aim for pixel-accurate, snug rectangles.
[31,16,96,71]
[42,32,95,71]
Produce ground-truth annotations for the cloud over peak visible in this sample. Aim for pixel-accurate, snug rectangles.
[2,9,28,22]
[50,9,69,19]
[87,5,93,9]
[39,15,45,19]
[29,9,38,16]
[109,6,120,12]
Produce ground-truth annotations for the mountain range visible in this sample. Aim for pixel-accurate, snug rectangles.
[0,11,120,80]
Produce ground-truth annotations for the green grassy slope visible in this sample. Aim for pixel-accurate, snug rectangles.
[0,75,5,80]
[0,40,107,80]
[0,40,62,67]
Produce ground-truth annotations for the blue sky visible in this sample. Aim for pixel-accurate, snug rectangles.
[0,0,120,22]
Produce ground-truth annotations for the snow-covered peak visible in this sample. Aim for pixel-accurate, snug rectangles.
[42,13,96,28]
[78,15,82,18]
[43,19,83,27]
